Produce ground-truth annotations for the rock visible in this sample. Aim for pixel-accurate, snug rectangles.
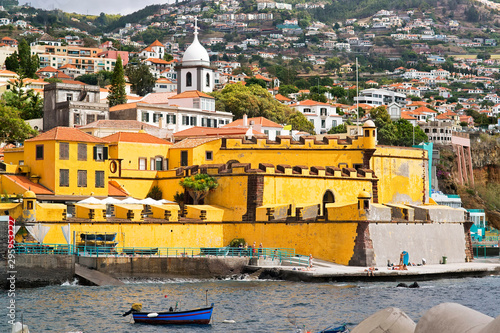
[414,303,493,333]
[396,283,408,288]
[351,307,416,333]
[408,282,420,288]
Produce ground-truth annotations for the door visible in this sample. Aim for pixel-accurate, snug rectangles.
[181,151,188,166]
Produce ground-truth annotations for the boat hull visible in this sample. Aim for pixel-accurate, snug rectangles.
[132,306,213,325]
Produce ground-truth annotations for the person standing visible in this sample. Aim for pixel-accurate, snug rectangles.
[308,254,313,269]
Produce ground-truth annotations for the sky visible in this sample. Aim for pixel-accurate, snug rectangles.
[19,0,174,16]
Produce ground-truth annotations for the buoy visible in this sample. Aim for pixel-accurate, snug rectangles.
[223,319,236,323]
[147,313,159,318]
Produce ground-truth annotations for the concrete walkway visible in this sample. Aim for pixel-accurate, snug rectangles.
[247,259,500,282]
[75,263,124,286]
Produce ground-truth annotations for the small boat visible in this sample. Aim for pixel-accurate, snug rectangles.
[124,303,214,325]
[317,324,349,333]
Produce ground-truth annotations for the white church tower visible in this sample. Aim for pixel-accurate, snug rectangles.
[177,18,214,94]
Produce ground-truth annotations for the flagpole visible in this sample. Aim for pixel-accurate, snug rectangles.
[356,57,359,135]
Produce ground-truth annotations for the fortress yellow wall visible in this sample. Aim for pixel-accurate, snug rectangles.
[38,220,359,264]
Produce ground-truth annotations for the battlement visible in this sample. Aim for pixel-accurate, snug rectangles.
[221,133,374,150]
[177,163,376,179]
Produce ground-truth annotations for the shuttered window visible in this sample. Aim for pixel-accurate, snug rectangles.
[95,171,105,188]
[77,170,87,187]
[36,145,44,160]
[78,144,87,161]
[59,142,69,160]
[59,169,69,187]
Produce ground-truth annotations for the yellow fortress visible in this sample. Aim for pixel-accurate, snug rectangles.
[0,122,471,266]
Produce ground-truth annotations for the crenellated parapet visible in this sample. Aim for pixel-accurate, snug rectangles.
[175,163,378,180]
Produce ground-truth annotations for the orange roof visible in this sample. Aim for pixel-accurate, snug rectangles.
[26,127,107,143]
[174,127,262,139]
[223,117,282,129]
[275,94,291,102]
[413,106,437,114]
[149,39,164,47]
[254,74,272,82]
[0,69,17,75]
[407,101,428,106]
[290,99,331,107]
[108,181,128,197]
[103,132,172,145]
[171,137,221,148]
[169,90,214,99]
[109,102,140,112]
[436,114,451,120]
[3,175,53,195]
[401,111,417,120]
[144,58,171,64]
[59,63,77,69]
[139,91,176,104]
[55,72,71,79]
[37,66,59,73]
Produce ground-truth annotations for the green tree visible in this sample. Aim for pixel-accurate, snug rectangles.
[16,39,39,78]
[278,84,298,97]
[246,77,267,89]
[287,111,315,133]
[179,173,218,205]
[369,106,391,125]
[330,86,346,99]
[2,76,43,120]
[211,83,292,124]
[126,63,156,96]
[0,104,37,143]
[4,51,19,73]
[76,71,113,87]
[328,123,348,134]
[163,53,174,61]
[107,55,127,107]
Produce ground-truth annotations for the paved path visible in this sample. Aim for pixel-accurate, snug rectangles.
[248,259,500,282]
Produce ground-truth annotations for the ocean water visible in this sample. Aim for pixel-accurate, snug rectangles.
[2,275,500,332]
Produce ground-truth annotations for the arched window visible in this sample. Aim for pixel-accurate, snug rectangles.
[186,72,192,87]
[206,73,210,87]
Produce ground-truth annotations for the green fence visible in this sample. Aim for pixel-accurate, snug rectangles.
[14,243,299,264]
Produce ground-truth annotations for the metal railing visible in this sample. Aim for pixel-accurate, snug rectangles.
[14,243,300,264]
[473,244,499,258]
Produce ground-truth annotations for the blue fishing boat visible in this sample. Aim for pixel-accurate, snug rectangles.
[124,303,214,325]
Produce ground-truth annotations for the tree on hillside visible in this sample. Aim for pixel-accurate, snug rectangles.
[279,84,299,97]
[0,105,37,143]
[287,111,315,134]
[126,63,156,96]
[246,77,267,89]
[107,55,127,107]
[5,39,39,78]
[76,71,113,87]
[2,76,43,120]
[211,83,292,124]
[330,86,346,99]
[179,173,218,205]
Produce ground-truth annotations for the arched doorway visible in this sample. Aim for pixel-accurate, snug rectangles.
[323,190,335,220]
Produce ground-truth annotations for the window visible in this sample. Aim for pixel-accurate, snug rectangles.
[77,170,87,187]
[264,130,269,135]
[155,157,163,170]
[186,72,192,87]
[36,145,44,160]
[93,145,108,161]
[182,115,189,125]
[59,142,69,160]
[142,112,150,122]
[139,158,147,170]
[206,73,210,87]
[321,120,326,128]
[190,116,197,126]
[78,144,87,161]
[74,113,81,125]
[153,113,162,123]
[320,108,327,116]
[95,171,105,188]
[332,120,337,127]
[181,151,188,166]
[86,114,95,124]
[59,169,69,187]
[206,151,213,160]
[167,114,176,124]
[202,118,206,127]
[310,119,315,126]
[66,93,72,101]
[304,108,312,113]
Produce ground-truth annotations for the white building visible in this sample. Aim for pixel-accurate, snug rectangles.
[354,88,407,107]
[289,100,343,134]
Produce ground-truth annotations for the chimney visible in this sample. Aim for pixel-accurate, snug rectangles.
[243,114,248,127]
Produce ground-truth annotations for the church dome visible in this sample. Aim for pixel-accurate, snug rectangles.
[182,21,210,66]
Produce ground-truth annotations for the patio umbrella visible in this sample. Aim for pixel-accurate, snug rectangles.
[120,197,141,204]
[77,197,103,204]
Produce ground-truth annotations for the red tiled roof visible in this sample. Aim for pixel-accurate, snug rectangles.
[275,93,291,102]
[80,120,160,130]
[149,39,164,47]
[37,66,59,73]
[108,181,128,197]
[401,112,417,120]
[169,90,214,99]
[59,63,76,69]
[103,132,172,145]
[413,106,437,114]
[139,92,176,104]
[171,137,221,148]
[174,127,262,139]
[3,175,54,195]
[26,127,107,143]
[290,99,331,107]
[144,58,171,64]
[223,117,282,129]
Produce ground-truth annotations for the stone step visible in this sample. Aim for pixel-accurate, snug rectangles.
[75,263,124,286]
